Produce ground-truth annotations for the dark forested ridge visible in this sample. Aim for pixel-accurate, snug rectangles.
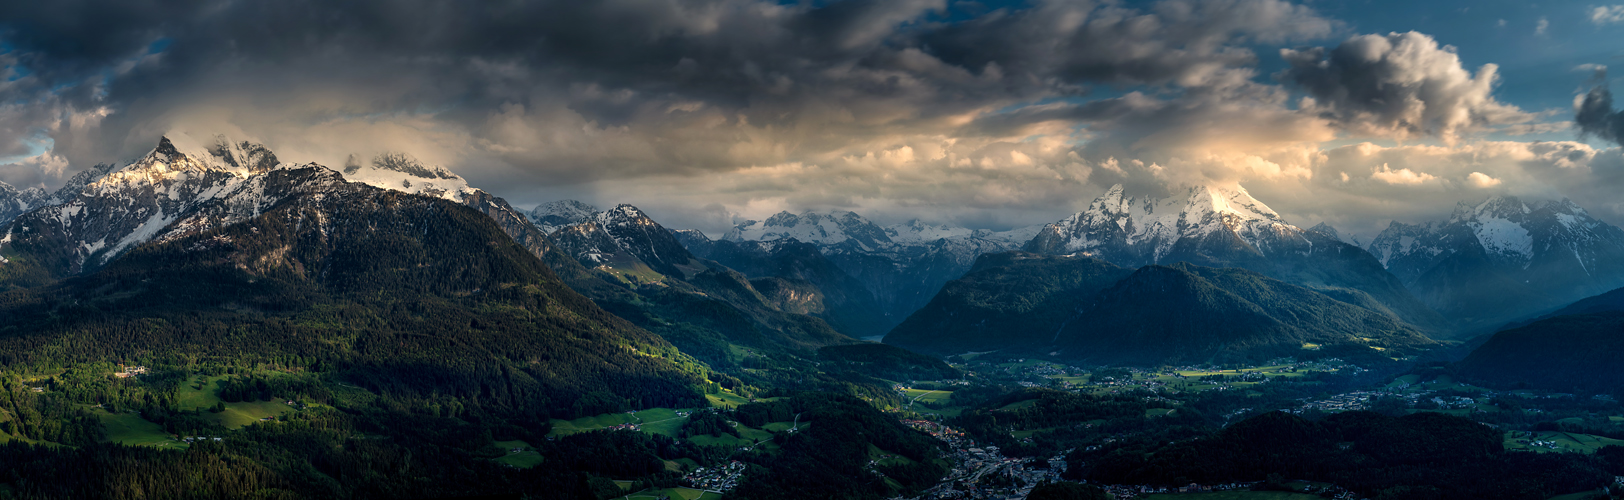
[0,178,708,420]
[688,238,893,338]
[1456,312,1624,394]
[1078,410,1614,500]
[883,252,1131,354]
[886,255,1434,365]
[1056,263,1436,365]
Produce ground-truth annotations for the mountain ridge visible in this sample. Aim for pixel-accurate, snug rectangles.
[1019,183,1448,333]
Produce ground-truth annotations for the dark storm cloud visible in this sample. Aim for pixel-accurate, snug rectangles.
[0,0,1595,237]
[0,0,1342,177]
[921,0,1333,87]
[1575,69,1624,146]
[1277,31,1530,142]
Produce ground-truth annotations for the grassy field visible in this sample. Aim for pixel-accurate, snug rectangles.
[491,440,544,468]
[760,420,809,433]
[170,373,298,429]
[619,487,723,500]
[997,399,1039,411]
[705,391,752,408]
[1506,431,1624,454]
[633,408,687,437]
[97,410,186,449]
[172,375,229,411]
[548,412,641,436]
[213,401,296,429]
[901,388,952,405]
[669,458,699,472]
[1549,490,1608,500]
[1144,491,1322,500]
[547,408,692,437]
[868,443,917,467]
[1010,427,1056,439]
[0,433,46,445]
[687,424,776,450]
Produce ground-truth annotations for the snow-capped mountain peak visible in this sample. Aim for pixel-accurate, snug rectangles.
[1307,222,1341,241]
[0,181,48,228]
[338,152,474,202]
[1026,183,1304,263]
[1370,195,1624,280]
[528,200,600,233]
[727,210,893,250]
[884,219,974,244]
[1191,184,1284,223]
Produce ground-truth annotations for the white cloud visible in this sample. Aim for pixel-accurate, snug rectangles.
[1467,171,1502,187]
[1370,163,1438,185]
[1591,5,1624,24]
[1536,17,1549,35]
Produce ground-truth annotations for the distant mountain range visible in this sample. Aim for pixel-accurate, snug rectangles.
[726,211,1040,319]
[521,199,862,365]
[11,136,1624,371]
[1365,196,1624,332]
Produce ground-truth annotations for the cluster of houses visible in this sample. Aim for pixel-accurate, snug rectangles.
[901,420,1066,500]
[181,436,223,443]
[1293,391,1380,413]
[113,365,149,378]
[681,460,745,492]
[902,419,965,443]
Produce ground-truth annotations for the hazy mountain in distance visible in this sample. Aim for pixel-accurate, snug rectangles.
[712,210,1041,324]
[1367,196,1624,332]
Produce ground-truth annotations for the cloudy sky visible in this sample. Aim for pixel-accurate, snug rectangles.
[3,0,1624,238]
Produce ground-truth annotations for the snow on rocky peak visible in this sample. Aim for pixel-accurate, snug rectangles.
[529,200,601,233]
[1368,195,1624,283]
[1307,222,1342,241]
[884,220,974,244]
[0,181,49,227]
[1450,197,1535,263]
[1025,183,1306,264]
[0,134,322,273]
[726,211,893,251]
[339,152,475,203]
[722,209,1039,267]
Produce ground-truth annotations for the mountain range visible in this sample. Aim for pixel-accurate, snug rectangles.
[519,199,864,366]
[0,136,864,388]
[1365,197,1624,332]
[7,135,1623,370]
[0,135,710,419]
[669,210,1042,331]
[1016,184,1446,333]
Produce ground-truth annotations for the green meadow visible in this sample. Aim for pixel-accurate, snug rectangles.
[1505,431,1624,454]
[96,410,185,449]
[490,440,544,468]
